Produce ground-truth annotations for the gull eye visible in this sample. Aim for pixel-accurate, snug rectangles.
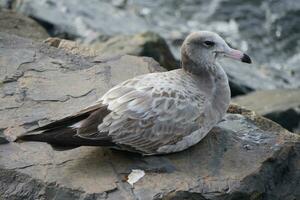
[203,41,215,47]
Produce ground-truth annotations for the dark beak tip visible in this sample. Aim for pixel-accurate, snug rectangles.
[241,53,252,64]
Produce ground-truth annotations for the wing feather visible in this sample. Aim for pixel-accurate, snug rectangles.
[78,71,208,154]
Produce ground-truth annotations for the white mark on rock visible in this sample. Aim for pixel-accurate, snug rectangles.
[127,169,145,186]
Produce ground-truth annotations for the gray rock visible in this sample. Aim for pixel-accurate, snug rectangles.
[44,32,179,70]
[0,8,49,41]
[15,0,148,38]
[220,59,300,96]
[0,0,13,8]
[14,0,300,65]
[1,33,300,200]
[232,89,300,133]
[89,32,179,70]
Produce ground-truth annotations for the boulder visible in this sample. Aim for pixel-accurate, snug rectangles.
[44,32,179,70]
[232,89,300,133]
[1,33,300,200]
[0,8,48,41]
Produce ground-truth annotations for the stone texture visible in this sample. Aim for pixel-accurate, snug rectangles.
[0,8,48,41]
[44,32,179,70]
[15,0,148,38]
[232,89,300,133]
[1,33,300,200]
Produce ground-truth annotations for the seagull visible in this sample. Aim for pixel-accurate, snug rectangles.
[17,31,251,155]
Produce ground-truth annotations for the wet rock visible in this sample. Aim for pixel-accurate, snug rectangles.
[0,8,48,41]
[232,89,300,133]
[44,32,179,70]
[220,59,300,96]
[1,33,300,200]
[15,0,148,38]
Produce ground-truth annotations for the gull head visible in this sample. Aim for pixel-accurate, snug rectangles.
[181,31,251,73]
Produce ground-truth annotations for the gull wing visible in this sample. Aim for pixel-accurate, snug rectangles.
[78,72,208,154]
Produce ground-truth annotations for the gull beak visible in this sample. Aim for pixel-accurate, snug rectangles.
[222,46,252,64]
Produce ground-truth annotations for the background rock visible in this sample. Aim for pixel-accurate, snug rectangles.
[12,0,300,66]
[0,8,48,41]
[44,32,179,70]
[1,33,300,200]
[8,0,300,95]
[14,0,148,39]
[232,89,300,133]
[88,32,179,70]
[220,60,300,96]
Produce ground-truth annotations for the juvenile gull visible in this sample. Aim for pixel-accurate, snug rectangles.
[17,31,251,155]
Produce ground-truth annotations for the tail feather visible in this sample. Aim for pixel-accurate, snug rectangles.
[16,103,115,150]
[17,128,114,146]
[16,127,115,150]
[28,104,104,133]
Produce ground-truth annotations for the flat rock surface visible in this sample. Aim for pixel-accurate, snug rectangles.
[1,34,300,200]
[232,89,300,133]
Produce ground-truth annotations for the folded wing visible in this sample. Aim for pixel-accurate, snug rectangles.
[78,73,207,154]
